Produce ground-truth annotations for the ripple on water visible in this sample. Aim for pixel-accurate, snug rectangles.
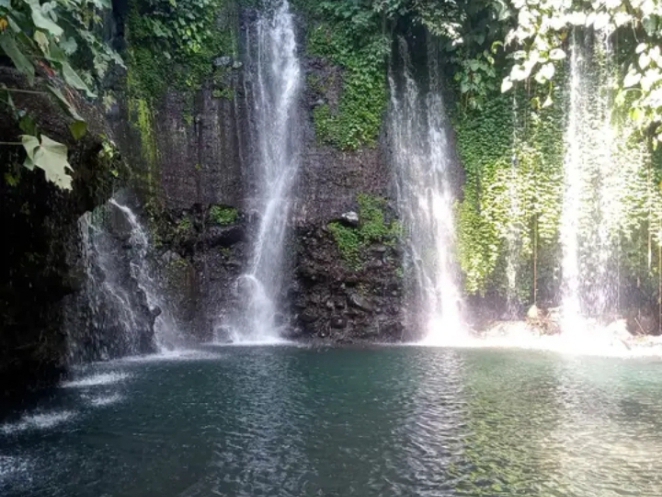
[61,372,130,388]
[0,411,76,435]
[0,456,30,485]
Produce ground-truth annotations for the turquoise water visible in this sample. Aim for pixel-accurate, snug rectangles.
[2,346,662,496]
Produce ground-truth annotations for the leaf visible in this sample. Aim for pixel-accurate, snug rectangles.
[639,52,651,70]
[46,85,84,122]
[69,120,87,140]
[549,48,566,61]
[623,70,641,88]
[59,37,78,55]
[21,134,39,163]
[60,62,95,97]
[29,1,63,37]
[0,33,35,84]
[34,30,49,55]
[26,134,73,190]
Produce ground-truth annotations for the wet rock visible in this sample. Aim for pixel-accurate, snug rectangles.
[527,304,539,320]
[214,56,232,67]
[330,316,346,329]
[340,211,359,227]
[162,250,182,264]
[195,226,245,249]
[348,293,374,312]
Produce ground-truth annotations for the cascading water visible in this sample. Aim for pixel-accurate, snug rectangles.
[389,38,464,343]
[560,30,649,334]
[505,94,523,318]
[231,0,302,343]
[108,200,182,351]
[68,199,180,361]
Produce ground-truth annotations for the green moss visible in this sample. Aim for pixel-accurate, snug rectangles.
[126,0,238,102]
[329,194,400,269]
[306,17,389,150]
[209,205,238,225]
[212,88,234,100]
[175,217,193,236]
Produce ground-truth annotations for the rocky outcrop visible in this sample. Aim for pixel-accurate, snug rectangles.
[290,225,404,342]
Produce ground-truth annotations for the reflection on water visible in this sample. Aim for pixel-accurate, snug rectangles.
[2,346,662,496]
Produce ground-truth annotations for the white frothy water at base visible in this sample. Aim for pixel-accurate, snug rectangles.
[62,372,130,388]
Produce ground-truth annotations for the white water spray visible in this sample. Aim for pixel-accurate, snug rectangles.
[389,39,464,344]
[560,30,648,337]
[232,0,302,343]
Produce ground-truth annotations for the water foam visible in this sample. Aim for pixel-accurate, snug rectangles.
[61,372,130,388]
[0,411,76,435]
[87,393,123,407]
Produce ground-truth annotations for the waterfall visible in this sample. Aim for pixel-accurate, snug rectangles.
[560,30,649,333]
[108,200,182,351]
[389,38,464,343]
[68,199,180,361]
[232,0,302,343]
[505,93,522,318]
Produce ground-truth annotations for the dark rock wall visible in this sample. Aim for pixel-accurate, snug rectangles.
[0,69,137,396]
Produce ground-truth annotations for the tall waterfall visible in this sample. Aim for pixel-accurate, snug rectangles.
[560,31,648,333]
[389,39,464,343]
[233,0,302,343]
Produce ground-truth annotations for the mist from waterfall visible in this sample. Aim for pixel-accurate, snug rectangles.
[232,0,302,343]
[389,38,464,344]
[560,30,649,334]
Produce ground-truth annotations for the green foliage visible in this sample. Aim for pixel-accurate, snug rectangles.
[0,0,123,189]
[308,18,389,150]
[127,0,237,100]
[175,216,193,236]
[501,0,662,142]
[209,205,238,226]
[329,194,400,269]
[455,86,564,300]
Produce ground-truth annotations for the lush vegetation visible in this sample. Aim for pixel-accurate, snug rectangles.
[126,0,238,100]
[0,0,122,189]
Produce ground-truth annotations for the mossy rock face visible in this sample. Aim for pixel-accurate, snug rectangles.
[328,194,401,271]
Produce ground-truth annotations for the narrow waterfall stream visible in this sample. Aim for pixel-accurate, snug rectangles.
[107,200,182,351]
[69,199,181,360]
[389,40,464,343]
[232,0,302,343]
[560,31,649,335]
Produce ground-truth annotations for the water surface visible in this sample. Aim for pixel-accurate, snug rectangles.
[2,346,662,496]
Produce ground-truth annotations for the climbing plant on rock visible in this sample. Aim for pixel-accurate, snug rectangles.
[0,0,122,189]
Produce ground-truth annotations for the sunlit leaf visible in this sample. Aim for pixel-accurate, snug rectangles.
[28,0,63,37]
[21,134,74,190]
